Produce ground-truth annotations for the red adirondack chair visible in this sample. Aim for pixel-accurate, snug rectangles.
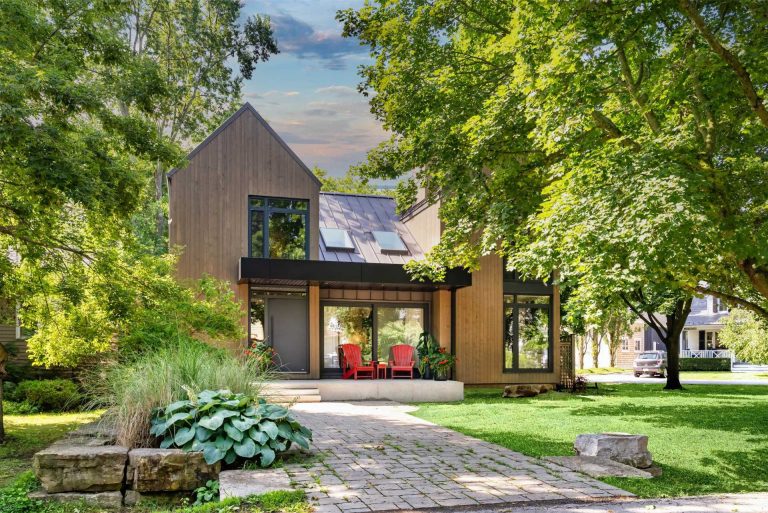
[389,344,415,379]
[340,344,375,380]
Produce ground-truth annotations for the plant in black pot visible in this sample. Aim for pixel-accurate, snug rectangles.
[417,332,440,379]
[428,347,458,381]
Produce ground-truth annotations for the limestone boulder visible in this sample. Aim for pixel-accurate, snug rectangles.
[28,490,124,508]
[574,433,653,469]
[219,469,293,499]
[33,445,129,493]
[128,448,220,492]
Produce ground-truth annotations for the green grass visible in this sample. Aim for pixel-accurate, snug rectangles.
[412,385,768,498]
[577,367,629,374]
[680,371,768,381]
[0,409,103,487]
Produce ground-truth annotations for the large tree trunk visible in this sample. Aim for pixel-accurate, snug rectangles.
[0,376,4,443]
[662,298,692,390]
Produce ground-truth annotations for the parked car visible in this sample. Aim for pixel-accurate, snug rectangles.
[634,351,668,378]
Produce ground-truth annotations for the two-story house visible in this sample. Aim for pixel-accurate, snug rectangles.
[168,103,561,387]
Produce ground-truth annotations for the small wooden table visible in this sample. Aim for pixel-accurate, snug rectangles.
[376,362,388,379]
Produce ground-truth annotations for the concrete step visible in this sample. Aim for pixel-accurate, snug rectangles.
[263,394,322,404]
[263,388,320,396]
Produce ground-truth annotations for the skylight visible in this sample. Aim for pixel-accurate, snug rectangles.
[321,227,354,250]
[372,231,408,253]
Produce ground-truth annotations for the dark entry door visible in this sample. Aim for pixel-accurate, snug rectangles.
[268,297,308,373]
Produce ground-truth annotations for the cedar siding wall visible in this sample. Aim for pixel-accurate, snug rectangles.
[169,107,320,286]
[402,201,442,253]
[455,254,561,385]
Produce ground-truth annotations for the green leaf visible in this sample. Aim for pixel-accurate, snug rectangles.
[223,422,244,442]
[292,433,310,450]
[277,422,293,439]
[214,435,234,452]
[249,427,269,445]
[231,417,257,431]
[160,436,175,449]
[259,447,276,467]
[225,449,237,465]
[260,420,279,440]
[196,426,214,442]
[165,400,191,415]
[175,427,196,446]
[165,411,194,427]
[234,438,257,459]
[203,446,226,465]
[198,413,225,430]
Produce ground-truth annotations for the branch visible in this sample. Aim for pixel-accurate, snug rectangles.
[591,111,641,150]
[615,44,662,135]
[692,285,768,319]
[620,292,667,341]
[678,0,768,129]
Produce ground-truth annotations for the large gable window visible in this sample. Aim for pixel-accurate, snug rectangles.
[249,196,308,260]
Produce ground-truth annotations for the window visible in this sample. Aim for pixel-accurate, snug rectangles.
[249,197,308,259]
[322,303,426,373]
[372,230,408,253]
[621,338,629,351]
[713,297,727,313]
[634,339,642,352]
[320,227,354,250]
[504,295,552,371]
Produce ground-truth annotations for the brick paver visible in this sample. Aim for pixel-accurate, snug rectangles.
[283,402,631,513]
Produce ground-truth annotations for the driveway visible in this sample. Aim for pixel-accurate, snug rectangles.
[285,402,630,513]
[583,373,768,385]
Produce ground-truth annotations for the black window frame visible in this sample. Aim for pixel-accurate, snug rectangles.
[503,294,554,373]
[248,196,310,260]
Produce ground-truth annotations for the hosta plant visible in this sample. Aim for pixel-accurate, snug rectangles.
[150,389,312,466]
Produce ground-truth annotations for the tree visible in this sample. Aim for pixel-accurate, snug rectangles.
[605,308,636,368]
[314,166,379,195]
[337,0,768,389]
[719,309,768,364]
[121,0,277,250]
[588,329,603,369]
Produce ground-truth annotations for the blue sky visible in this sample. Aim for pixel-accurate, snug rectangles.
[241,1,385,176]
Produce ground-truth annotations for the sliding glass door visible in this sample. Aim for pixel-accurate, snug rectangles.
[321,302,427,376]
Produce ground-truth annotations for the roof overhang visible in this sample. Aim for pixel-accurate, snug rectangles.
[239,258,471,290]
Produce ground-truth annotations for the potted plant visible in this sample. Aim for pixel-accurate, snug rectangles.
[417,332,440,379]
[428,347,457,381]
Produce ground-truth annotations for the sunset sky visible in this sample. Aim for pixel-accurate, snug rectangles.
[241,1,385,177]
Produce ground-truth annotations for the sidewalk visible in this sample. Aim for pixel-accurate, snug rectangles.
[447,492,768,512]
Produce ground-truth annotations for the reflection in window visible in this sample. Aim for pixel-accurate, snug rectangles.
[372,231,408,253]
[320,227,354,250]
[323,306,373,368]
[249,296,265,344]
[249,196,308,259]
[504,295,552,371]
[376,307,424,362]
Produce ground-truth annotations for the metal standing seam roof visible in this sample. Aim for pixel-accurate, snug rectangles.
[318,192,425,264]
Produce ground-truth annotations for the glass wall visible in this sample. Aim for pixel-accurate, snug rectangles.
[322,303,426,372]
[322,305,373,369]
[376,307,424,363]
[248,197,308,259]
[504,295,552,371]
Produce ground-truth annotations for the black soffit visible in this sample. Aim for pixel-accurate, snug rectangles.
[238,258,472,289]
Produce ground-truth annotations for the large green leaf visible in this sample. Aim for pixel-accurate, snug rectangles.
[214,435,234,452]
[249,427,269,445]
[259,447,276,467]
[165,400,191,415]
[276,422,293,439]
[196,426,214,442]
[231,417,257,431]
[260,420,279,440]
[291,433,310,450]
[174,426,196,446]
[160,436,175,449]
[224,449,237,465]
[203,446,226,465]
[223,422,244,442]
[234,438,257,459]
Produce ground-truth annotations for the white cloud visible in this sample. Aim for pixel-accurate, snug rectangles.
[315,85,358,96]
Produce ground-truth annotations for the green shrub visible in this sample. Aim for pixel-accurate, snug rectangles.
[151,389,312,466]
[88,341,268,448]
[12,379,82,412]
[3,381,18,401]
[679,358,731,371]
[2,400,39,415]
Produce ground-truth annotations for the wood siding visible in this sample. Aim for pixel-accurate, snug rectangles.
[169,107,320,289]
[402,200,442,253]
[319,289,431,302]
[455,254,561,384]
[431,290,451,350]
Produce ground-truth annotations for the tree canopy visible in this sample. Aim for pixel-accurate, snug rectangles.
[719,308,768,365]
[340,0,768,387]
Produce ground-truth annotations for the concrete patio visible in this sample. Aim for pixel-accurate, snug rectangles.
[277,402,631,513]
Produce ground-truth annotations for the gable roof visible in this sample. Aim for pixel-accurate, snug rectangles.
[167,103,321,186]
[318,192,425,265]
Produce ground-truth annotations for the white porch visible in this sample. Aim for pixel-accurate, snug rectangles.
[680,349,733,359]
[264,379,464,403]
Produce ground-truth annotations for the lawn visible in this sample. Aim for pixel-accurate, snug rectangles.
[577,367,629,374]
[576,369,768,381]
[412,384,768,498]
[0,409,103,487]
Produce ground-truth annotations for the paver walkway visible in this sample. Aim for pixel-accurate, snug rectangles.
[283,402,631,513]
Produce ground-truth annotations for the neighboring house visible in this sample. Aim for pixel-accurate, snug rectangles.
[168,103,561,385]
[611,295,731,369]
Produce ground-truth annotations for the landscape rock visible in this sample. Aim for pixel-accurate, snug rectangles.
[574,433,653,468]
[33,445,129,493]
[28,490,124,507]
[545,456,662,479]
[128,448,220,492]
[219,469,293,499]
